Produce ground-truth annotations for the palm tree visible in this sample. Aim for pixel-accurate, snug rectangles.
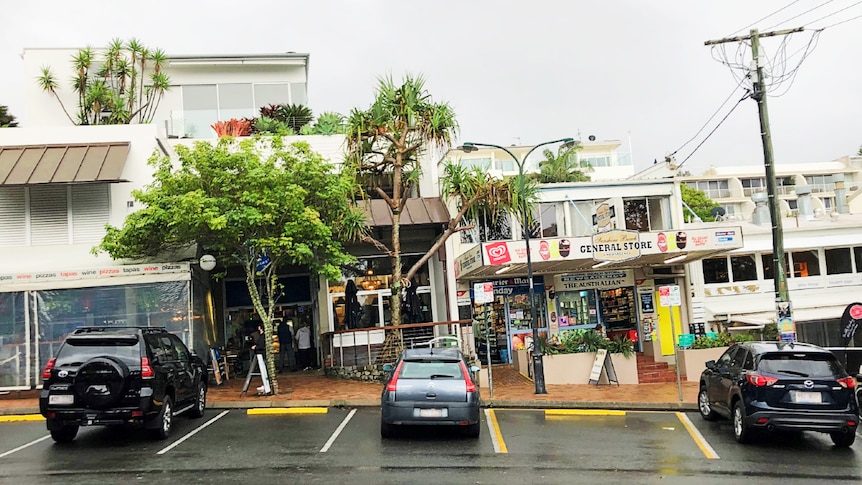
[345,74,534,326]
[534,142,593,183]
[0,105,18,127]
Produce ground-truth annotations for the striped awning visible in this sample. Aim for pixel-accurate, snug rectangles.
[0,142,131,185]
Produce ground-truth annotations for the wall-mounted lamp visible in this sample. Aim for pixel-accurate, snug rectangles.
[495,265,513,275]
[592,261,611,269]
[199,254,217,271]
[663,254,687,264]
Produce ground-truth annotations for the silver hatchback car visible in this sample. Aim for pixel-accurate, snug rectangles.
[380,348,481,438]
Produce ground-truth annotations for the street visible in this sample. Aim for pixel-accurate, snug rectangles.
[1,407,860,484]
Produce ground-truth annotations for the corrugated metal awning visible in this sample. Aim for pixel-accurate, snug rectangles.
[362,197,450,227]
[0,142,131,185]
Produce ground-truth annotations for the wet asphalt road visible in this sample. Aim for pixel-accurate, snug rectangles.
[1,407,861,484]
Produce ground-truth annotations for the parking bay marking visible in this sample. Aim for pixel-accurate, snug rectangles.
[676,412,720,460]
[485,409,507,454]
[156,410,230,455]
[0,435,51,459]
[319,409,356,453]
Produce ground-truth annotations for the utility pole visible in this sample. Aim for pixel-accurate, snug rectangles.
[705,27,802,341]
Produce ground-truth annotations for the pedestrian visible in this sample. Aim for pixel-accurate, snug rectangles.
[277,319,296,372]
[296,322,313,370]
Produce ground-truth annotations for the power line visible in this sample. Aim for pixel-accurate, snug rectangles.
[804,0,862,26]
[729,0,801,36]
[668,82,747,158]
[819,11,862,27]
[764,0,837,30]
[676,92,752,170]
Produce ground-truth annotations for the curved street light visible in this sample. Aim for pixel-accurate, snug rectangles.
[458,137,575,395]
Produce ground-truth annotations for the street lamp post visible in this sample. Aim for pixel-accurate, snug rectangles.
[459,138,575,395]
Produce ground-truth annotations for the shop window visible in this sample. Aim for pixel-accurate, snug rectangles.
[762,253,790,280]
[461,208,512,243]
[568,201,594,237]
[702,257,729,284]
[825,248,852,275]
[791,250,820,277]
[531,203,558,238]
[855,247,862,273]
[622,197,668,232]
[730,255,757,281]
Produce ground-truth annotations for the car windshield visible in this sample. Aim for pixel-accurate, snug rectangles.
[757,353,843,378]
[399,360,463,379]
[55,338,141,367]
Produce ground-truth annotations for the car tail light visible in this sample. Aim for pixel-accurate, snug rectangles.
[459,361,477,393]
[837,376,856,389]
[141,357,154,379]
[41,358,56,380]
[385,361,404,392]
[746,373,778,387]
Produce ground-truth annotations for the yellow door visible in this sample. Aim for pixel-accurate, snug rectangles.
[655,289,683,356]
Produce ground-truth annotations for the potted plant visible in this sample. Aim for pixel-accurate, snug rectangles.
[540,330,639,384]
[679,332,755,381]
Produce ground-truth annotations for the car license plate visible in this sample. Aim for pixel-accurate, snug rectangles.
[792,391,822,404]
[418,408,444,418]
[48,394,74,405]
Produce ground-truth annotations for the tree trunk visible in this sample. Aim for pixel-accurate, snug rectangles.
[391,210,402,327]
[244,268,279,394]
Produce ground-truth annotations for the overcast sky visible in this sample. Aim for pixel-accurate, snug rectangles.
[2,1,860,174]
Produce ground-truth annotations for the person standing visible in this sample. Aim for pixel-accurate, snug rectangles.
[295,322,313,370]
[277,320,296,372]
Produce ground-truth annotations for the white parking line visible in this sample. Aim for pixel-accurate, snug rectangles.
[156,410,230,455]
[0,435,51,458]
[320,409,356,453]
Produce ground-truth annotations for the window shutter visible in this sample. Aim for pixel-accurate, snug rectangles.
[0,187,26,246]
[30,185,69,245]
[72,184,110,243]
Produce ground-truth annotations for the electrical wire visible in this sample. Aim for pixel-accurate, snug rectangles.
[818,11,862,27]
[764,0,837,30]
[728,0,801,36]
[804,0,862,26]
[667,82,747,158]
[676,92,752,170]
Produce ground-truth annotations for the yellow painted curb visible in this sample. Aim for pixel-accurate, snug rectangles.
[545,409,626,416]
[247,407,328,415]
[0,414,45,423]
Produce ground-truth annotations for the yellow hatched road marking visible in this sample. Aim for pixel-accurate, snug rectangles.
[0,415,45,423]
[545,409,626,416]
[676,412,720,460]
[247,407,328,415]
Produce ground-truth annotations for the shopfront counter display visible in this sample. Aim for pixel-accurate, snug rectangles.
[473,302,506,364]
[600,288,635,329]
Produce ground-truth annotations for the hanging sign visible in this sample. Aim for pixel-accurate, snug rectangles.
[474,282,494,304]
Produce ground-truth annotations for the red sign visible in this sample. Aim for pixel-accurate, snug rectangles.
[657,233,668,252]
[539,241,550,261]
[485,242,512,265]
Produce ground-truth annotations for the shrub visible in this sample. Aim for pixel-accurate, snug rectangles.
[540,329,634,357]
[691,331,753,349]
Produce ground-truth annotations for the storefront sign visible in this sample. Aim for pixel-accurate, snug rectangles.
[589,230,642,262]
[592,200,618,233]
[0,262,190,285]
[555,270,634,291]
[474,282,494,304]
[454,245,483,277]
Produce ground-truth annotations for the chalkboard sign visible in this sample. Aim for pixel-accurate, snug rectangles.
[588,349,619,386]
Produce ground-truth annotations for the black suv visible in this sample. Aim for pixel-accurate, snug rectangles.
[39,326,208,443]
[698,341,859,447]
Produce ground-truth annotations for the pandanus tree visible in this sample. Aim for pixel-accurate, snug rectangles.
[37,38,170,125]
[344,74,534,326]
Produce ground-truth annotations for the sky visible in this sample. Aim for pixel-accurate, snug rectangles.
[1,0,860,175]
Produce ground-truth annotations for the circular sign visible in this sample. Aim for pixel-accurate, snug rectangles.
[851,304,862,320]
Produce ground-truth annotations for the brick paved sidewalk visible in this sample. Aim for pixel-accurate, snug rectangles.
[0,364,698,416]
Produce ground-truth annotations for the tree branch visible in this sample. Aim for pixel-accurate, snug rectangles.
[360,234,394,257]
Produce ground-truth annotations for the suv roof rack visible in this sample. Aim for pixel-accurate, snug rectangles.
[72,326,168,334]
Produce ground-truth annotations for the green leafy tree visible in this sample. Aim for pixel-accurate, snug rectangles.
[857,145,861,156]
[680,183,721,222]
[533,142,593,183]
[37,38,170,125]
[345,74,532,326]
[0,105,18,127]
[95,137,362,394]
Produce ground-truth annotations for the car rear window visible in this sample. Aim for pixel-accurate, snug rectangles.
[400,360,464,379]
[757,352,843,378]
[55,338,141,367]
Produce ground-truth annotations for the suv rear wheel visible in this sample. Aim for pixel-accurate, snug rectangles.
[830,430,856,447]
[150,396,173,440]
[732,400,754,444]
[50,424,79,444]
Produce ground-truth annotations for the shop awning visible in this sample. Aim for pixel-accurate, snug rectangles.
[361,197,450,227]
[0,142,131,185]
[704,292,851,326]
[454,227,744,280]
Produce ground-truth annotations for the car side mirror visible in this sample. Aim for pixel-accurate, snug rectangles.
[705,360,716,370]
[470,365,480,373]
[382,364,393,372]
